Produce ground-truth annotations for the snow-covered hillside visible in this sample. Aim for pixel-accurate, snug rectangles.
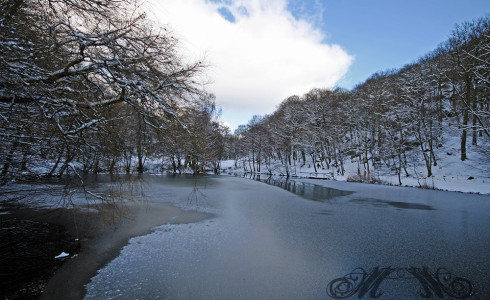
[220,129,489,195]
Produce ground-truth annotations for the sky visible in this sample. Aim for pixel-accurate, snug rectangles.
[147,0,490,132]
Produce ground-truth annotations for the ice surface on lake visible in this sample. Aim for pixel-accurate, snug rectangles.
[84,176,490,299]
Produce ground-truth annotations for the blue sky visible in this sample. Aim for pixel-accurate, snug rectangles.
[288,0,490,90]
[150,0,489,131]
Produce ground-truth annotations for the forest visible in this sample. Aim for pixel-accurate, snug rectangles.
[0,0,488,186]
[0,0,228,184]
[232,16,489,185]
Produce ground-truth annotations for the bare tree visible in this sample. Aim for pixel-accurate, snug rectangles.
[446,16,490,160]
[0,0,206,182]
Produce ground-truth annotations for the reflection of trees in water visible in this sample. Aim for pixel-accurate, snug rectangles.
[0,174,152,298]
[0,174,152,299]
[0,173,212,298]
[238,173,352,202]
[187,178,208,206]
[0,174,151,237]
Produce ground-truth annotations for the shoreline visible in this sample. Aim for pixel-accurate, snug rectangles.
[223,170,490,195]
[4,201,211,300]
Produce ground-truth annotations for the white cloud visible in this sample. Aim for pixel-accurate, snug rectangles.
[146,0,352,122]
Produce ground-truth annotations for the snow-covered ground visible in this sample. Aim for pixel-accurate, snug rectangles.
[220,132,490,195]
[6,126,488,196]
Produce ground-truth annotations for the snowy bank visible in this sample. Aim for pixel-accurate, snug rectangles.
[219,134,490,195]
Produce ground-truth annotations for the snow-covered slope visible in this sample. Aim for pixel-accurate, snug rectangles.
[221,129,489,194]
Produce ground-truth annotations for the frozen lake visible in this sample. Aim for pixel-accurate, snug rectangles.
[84,175,490,299]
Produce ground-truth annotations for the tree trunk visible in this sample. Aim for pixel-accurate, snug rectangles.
[177,154,182,174]
[171,155,177,173]
[461,108,468,161]
[417,128,432,177]
[136,114,145,173]
[311,152,317,173]
[1,142,17,179]
[397,153,402,186]
[109,157,117,174]
[57,152,76,177]
[472,110,478,146]
[48,151,63,177]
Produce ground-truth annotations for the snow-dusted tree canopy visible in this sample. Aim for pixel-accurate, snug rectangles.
[0,0,231,181]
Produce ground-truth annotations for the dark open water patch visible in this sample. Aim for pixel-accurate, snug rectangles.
[318,209,334,216]
[239,174,436,211]
[0,218,79,299]
[240,174,354,202]
[350,198,436,210]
